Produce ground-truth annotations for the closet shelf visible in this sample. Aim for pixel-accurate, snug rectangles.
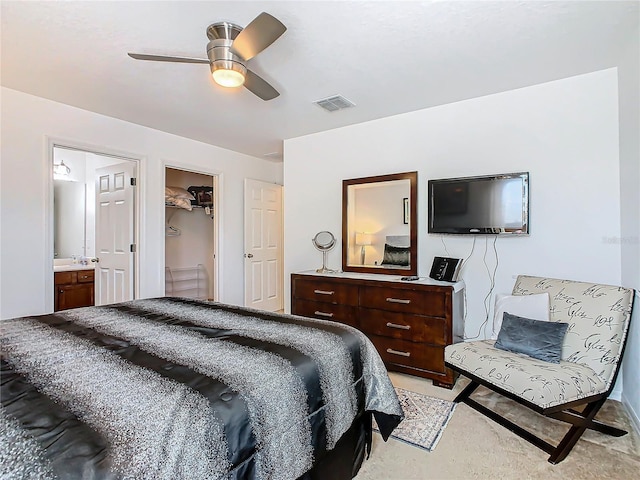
[165,203,214,220]
[165,264,208,300]
[165,203,210,209]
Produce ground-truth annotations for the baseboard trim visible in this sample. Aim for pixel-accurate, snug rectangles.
[621,392,640,436]
[609,385,622,402]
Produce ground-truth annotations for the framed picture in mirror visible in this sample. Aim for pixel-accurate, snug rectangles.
[403,197,409,224]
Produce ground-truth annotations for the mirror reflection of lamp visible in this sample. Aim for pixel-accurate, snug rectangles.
[355,232,373,265]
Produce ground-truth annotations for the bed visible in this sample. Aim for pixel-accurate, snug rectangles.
[0,298,403,479]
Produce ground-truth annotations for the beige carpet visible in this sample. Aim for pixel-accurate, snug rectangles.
[356,372,640,480]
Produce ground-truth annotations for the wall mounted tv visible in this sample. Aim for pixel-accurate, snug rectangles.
[428,172,529,235]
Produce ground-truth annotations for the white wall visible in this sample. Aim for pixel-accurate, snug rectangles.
[284,68,625,389]
[0,87,282,319]
[618,25,640,431]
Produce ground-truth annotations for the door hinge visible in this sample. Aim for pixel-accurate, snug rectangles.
[130,244,136,253]
[130,178,137,186]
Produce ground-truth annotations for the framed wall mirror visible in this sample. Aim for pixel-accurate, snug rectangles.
[342,171,418,275]
[54,179,87,259]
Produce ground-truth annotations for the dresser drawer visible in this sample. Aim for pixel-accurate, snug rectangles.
[293,277,358,306]
[360,286,448,317]
[358,308,446,344]
[293,299,359,328]
[369,335,446,374]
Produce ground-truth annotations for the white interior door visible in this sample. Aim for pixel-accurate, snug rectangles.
[244,179,283,311]
[95,162,135,305]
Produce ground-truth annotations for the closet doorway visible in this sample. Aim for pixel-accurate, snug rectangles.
[165,167,219,301]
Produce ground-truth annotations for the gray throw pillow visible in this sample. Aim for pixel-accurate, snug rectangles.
[494,312,568,363]
[382,244,409,266]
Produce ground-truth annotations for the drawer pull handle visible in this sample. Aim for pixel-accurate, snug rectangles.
[314,311,334,318]
[314,289,335,296]
[386,297,411,304]
[386,322,411,330]
[386,348,411,357]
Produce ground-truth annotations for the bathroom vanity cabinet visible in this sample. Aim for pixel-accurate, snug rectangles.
[54,269,95,311]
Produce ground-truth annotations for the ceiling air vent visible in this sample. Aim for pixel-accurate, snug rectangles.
[313,95,355,112]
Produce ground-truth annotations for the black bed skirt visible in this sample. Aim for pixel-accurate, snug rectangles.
[298,412,372,480]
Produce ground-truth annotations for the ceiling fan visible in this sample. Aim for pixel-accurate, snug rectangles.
[128,12,286,101]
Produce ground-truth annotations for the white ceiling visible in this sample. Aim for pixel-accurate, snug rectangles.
[2,1,638,161]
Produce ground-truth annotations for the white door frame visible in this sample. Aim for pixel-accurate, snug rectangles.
[163,161,222,302]
[45,137,143,313]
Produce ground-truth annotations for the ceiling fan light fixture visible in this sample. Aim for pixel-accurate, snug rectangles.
[130,12,285,100]
[211,60,246,88]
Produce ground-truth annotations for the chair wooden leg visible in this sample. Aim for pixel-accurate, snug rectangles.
[548,424,587,464]
[547,398,607,464]
[453,380,479,403]
[550,409,628,437]
[447,367,630,464]
[465,397,555,455]
[568,408,627,436]
[583,419,627,437]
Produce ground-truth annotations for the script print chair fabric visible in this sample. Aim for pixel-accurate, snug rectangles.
[444,275,635,464]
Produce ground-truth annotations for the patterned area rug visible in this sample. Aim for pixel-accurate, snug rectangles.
[375,387,456,451]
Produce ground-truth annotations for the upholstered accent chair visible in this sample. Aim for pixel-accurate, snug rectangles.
[444,275,635,464]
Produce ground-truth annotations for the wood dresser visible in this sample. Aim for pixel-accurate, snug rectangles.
[291,272,464,388]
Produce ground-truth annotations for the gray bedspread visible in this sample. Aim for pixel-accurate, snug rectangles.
[1,298,403,479]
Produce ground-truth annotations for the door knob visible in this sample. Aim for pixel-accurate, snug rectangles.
[245,253,254,258]
[91,257,99,263]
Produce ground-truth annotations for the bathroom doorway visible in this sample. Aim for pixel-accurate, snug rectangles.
[52,145,139,308]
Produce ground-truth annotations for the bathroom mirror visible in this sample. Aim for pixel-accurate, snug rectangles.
[342,171,417,275]
[54,179,86,258]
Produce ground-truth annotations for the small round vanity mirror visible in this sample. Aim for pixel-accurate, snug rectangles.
[312,231,336,273]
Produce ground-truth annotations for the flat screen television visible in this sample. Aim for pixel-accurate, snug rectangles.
[428,172,529,235]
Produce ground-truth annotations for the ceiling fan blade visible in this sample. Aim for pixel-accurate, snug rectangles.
[229,12,286,61]
[128,53,209,64]
[244,69,279,101]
